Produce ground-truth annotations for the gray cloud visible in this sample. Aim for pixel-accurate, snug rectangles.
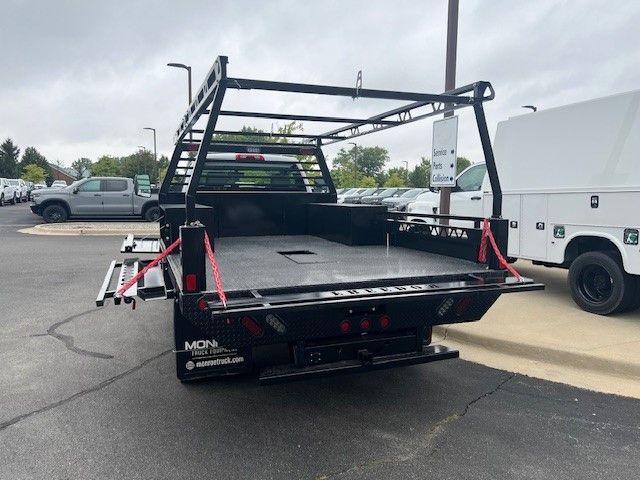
[1,0,639,168]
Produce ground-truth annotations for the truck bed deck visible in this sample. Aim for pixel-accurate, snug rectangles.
[197,235,488,293]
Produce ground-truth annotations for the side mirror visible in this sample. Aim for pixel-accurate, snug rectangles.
[72,188,79,194]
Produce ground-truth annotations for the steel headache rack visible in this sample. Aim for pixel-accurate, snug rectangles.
[160,55,502,221]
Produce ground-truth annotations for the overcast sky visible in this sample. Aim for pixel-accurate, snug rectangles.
[2,0,639,169]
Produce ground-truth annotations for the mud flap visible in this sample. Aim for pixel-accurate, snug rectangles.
[173,302,251,381]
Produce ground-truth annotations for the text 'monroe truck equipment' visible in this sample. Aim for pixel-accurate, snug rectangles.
[96,56,543,383]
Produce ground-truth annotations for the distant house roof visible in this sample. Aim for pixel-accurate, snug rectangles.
[47,162,91,182]
[47,163,76,183]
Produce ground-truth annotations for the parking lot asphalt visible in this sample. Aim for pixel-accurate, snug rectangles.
[1,203,640,480]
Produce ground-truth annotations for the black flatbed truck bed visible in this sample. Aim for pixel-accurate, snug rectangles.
[96,56,543,384]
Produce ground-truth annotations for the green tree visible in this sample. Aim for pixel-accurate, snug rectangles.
[19,146,52,183]
[21,164,47,183]
[0,138,20,177]
[213,125,263,144]
[357,176,378,188]
[408,156,431,187]
[456,156,471,174]
[331,145,388,181]
[121,150,159,182]
[156,154,169,184]
[212,122,303,145]
[383,167,407,187]
[91,155,122,177]
[384,171,406,187]
[71,157,92,179]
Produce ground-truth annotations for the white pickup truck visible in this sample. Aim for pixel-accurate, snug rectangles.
[408,89,640,315]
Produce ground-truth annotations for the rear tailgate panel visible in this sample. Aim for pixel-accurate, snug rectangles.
[180,274,542,349]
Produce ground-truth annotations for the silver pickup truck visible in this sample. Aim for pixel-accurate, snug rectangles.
[30,176,161,223]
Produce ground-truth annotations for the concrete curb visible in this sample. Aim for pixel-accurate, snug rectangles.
[433,325,640,380]
[19,223,159,236]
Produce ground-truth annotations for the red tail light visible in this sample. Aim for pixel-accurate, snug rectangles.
[241,316,263,337]
[185,274,197,292]
[197,298,208,311]
[236,153,265,161]
[339,320,351,334]
[379,315,390,329]
[360,318,371,331]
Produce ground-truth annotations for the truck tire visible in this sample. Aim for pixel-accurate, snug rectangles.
[144,206,163,222]
[568,251,635,315]
[42,204,68,223]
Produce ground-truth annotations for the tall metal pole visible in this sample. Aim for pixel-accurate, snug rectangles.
[439,0,458,220]
[143,127,157,162]
[153,130,157,162]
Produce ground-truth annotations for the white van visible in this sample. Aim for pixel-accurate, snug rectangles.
[408,90,640,315]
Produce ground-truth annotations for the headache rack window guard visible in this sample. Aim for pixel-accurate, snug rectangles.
[159,55,502,222]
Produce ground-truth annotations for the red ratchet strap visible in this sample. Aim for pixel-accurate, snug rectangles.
[116,232,228,308]
[204,231,228,307]
[478,218,522,281]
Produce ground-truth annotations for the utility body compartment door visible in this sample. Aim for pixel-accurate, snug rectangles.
[519,194,548,261]
[502,194,521,257]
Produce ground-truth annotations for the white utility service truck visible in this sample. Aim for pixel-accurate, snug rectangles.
[408,90,640,315]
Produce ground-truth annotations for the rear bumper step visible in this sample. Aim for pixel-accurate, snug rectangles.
[121,234,161,253]
[258,344,458,384]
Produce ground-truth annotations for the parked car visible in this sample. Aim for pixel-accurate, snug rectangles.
[337,187,367,203]
[50,180,68,189]
[30,176,161,223]
[361,187,409,204]
[340,187,383,204]
[18,179,29,201]
[32,183,47,190]
[407,163,486,221]
[0,178,18,205]
[7,179,28,202]
[381,188,427,211]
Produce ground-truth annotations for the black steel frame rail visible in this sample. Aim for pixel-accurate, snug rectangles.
[160,55,502,222]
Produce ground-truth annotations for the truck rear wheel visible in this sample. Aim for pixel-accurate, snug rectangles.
[42,204,68,223]
[568,251,635,315]
[144,206,162,222]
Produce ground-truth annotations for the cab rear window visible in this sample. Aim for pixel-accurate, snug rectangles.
[198,161,307,191]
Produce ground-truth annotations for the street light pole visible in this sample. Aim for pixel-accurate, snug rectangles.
[439,0,458,222]
[167,62,192,105]
[143,127,157,162]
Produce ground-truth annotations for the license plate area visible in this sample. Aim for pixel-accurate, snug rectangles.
[296,330,418,366]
